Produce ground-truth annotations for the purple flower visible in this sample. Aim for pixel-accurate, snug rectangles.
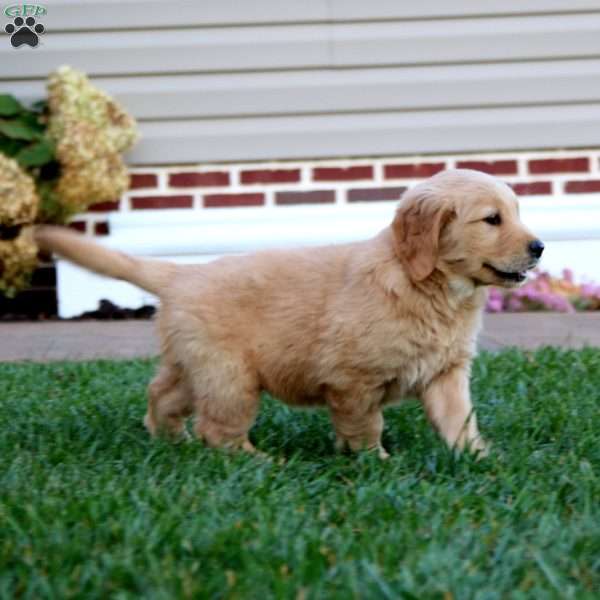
[507,297,524,311]
[484,268,598,312]
[485,288,505,312]
[536,277,551,294]
[486,297,504,312]
[562,268,574,283]
[581,283,600,299]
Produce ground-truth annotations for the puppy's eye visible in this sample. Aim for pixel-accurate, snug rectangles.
[483,214,502,226]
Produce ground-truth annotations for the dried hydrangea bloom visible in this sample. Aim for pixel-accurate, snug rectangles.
[56,155,129,209]
[0,154,39,227]
[54,120,114,166]
[47,66,138,156]
[46,65,138,215]
[0,226,38,297]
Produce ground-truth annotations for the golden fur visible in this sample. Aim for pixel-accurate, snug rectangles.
[35,169,542,458]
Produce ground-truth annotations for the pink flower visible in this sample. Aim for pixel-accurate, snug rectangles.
[486,297,504,312]
[485,288,505,312]
[507,297,524,311]
[536,277,551,294]
[581,283,600,299]
[484,269,598,312]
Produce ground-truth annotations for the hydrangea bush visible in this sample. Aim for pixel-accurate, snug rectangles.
[47,66,137,218]
[0,66,138,295]
[0,154,39,295]
[486,269,600,313]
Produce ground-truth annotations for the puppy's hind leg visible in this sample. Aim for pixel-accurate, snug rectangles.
[144,363,192,439]
[187,350,261,453]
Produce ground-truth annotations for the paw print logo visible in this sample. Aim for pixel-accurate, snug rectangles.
[5,16,45,48]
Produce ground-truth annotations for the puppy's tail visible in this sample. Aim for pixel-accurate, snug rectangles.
[35,225,176,296]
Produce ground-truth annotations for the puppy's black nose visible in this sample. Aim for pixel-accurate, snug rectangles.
[528,239,545,259]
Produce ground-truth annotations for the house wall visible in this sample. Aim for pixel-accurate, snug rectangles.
[2,1,600,165]
[68,149,600,238]
[3,0,600,316]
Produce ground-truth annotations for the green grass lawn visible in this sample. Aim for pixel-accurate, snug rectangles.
[1,349,599,599]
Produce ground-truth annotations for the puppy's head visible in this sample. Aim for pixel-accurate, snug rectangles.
[392,169,543,287]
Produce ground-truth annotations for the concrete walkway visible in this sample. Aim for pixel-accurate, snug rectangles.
[1,314,600,362]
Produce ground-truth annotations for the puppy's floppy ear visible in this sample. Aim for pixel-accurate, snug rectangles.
[392,188,454,282]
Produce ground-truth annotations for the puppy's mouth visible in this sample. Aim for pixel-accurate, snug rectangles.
[483,263,528,283]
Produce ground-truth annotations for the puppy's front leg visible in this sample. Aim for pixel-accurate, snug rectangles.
[421,364,488,456]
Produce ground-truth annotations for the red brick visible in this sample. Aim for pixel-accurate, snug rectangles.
[204,193,264,208]
[510,181,552,196]
[455,160,518,175]
[347,187,407,202]
[68,221,87,233]
[528,157,589,174]
[169,171,230,187]
[129,173,158,189]
[87,200,120,212]
[384,163,445,179]
[94,222,110,236]
[241,169,301,184]
[564,180,600,194]
[131,195,193,209]
[312,166,373,181]
[275,190,335,205]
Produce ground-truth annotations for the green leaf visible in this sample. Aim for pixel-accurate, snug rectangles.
[15,139,55,167]
[0,118,41,141]
[37,182,74,224]
[19,111,45,133]
[0,94,23,117]
[30,99,48,113]
[0,137,24,157]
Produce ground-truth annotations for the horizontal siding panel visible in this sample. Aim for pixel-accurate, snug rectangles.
[0,26,330,78]
[331,14,600,67]
[4,7,599,161]
[126,104,600,164]
[3,60,600,119]
[3,14,600,78]
[46,0,330,30]
[329,0,600,20]
[47,0,600,31]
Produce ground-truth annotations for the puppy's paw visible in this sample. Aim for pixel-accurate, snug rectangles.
[334,435,349,453]
[469,437,491,460]
[377,445,390,460]
[144,413,190,442]
[178,428,193,443]
[240,439,271,461]
[143,412,156,435]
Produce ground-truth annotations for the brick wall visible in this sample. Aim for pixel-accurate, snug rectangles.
[71,149,600,237]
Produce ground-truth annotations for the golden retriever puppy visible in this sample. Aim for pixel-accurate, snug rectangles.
[35,169,543,458]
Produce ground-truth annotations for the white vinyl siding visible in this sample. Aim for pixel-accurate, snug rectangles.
[1,0,600,163]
